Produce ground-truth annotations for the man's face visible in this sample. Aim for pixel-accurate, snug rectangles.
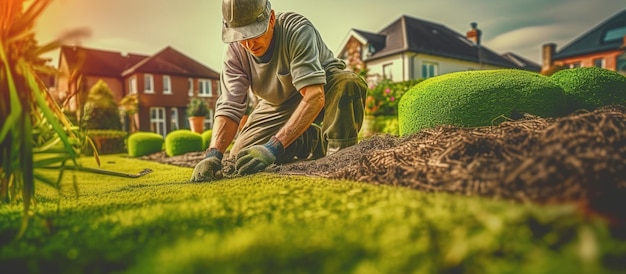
[239,11,275,57]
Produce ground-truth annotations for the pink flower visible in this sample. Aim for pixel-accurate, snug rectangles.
[390,96,395,102]
[384,88,391,94]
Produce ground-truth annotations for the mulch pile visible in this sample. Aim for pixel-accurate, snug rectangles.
[143,105,626,226]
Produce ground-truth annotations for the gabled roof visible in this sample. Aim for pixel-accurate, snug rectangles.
[60,45,148,78]
[122,46,220,78]
[340,15,518,68]
[60,45,219,79]
[501,52,541,72]
[554,9,626,59]
[352,29,386,52]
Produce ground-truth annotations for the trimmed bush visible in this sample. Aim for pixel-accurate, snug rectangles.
[165,130,203,157]
[551,67,626,112]
[398,69,567,136]
[201,130,213,150]
[128,132,164,157]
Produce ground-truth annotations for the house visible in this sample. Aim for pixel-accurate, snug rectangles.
[542,9,626,74]
[54,45,221,137]
[337,15,537,84]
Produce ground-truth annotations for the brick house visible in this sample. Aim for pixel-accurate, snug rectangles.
[54,45,220,137]
[541,9,626,75]
[337,15,539,85]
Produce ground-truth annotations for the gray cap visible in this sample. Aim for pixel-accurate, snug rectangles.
[222,0,272,43]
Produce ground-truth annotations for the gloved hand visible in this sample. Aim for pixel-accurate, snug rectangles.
[190,148,223,182]
[236,136,284,175]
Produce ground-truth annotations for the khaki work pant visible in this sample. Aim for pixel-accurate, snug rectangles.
[230,68,367,163]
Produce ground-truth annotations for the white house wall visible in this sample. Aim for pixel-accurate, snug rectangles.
[365,52,508,84]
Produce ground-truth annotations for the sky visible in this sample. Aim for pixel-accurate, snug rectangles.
[35,0,625,71]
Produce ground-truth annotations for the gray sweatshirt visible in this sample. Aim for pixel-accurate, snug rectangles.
[215,11,346,123]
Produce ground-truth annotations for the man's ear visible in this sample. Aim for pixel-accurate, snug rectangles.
[269,10,275,27]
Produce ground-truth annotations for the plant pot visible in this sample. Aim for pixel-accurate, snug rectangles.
[188,116,205,134]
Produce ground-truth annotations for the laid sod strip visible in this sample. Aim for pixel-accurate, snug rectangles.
[1,155,626,274]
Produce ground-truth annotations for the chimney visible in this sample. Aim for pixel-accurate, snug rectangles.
[542,43,556,71]
[466,22,482,46]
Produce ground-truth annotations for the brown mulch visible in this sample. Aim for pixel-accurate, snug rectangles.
[142,105,626,227]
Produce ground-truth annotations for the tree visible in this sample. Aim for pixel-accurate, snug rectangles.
[81,80,122,130]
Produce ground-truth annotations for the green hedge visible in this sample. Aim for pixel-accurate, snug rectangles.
[551,67,626,112]
[165,130,203,157]
[201,130,213,150]
[84,130,127,156]
[128,132,164,157]
[398,69,567,136]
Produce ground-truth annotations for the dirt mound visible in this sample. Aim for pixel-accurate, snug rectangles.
[270,105,626,225]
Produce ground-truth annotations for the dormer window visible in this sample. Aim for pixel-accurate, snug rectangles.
[362,44,375,58]
[603,26,626,43]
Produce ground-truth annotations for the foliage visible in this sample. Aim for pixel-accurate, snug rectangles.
[186,97,210,117]
[119,93,138,115]
[201,129,213,150]
[551,67,626,113]
[1,0,90,239]
[365,79,422,116]
[81,79,122,130]
[119,93,138,131]
[127,132,164,157]
[164,130,202,157]
[360,115,398,138]
[83,130,127,156]
[1,155,625,273]
[398,69,568,136]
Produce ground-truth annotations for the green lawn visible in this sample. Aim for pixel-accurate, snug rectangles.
[1,155,625,274]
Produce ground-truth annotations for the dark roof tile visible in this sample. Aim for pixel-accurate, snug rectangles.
[554,9,626,59]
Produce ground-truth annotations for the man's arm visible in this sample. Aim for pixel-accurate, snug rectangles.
[274,84,325,147]
[208,115,240,154]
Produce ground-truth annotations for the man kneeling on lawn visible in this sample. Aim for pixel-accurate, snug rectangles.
[190,0,367,182]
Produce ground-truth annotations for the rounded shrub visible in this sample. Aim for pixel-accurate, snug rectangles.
[127,132,164,157]
[165,130,202,157]
[550,67,626,112]
[201,130,213,150]
[398,69,567,136]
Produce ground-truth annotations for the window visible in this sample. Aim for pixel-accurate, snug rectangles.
[422,62,438,79]
[150,107,166,137]
[170,108,179,131]
[188,78,194,96]
[569,62,582,68]
[129,76,137,94]
[199,79,212,96]
[144,74,154,93]
[593,58,605,68]
[163,75,171,94]
[603,26,626,43]
[382,63,393,80]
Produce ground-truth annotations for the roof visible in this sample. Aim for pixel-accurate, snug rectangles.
[60,45,219,79]
[554,9,626,59]
[122,46,220,78]
[501,52,541,72]
[343,15,518,68]
[60,45,148,78]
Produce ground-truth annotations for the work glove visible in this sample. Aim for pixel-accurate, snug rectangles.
[190,148,223,182]
[236,136,284,175]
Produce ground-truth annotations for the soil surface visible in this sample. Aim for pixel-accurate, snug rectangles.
[141,105,626,229]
